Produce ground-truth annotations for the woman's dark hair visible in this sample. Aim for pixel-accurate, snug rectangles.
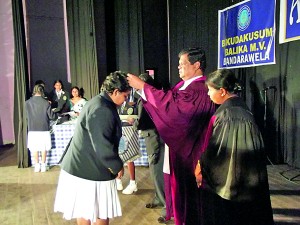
[70,86,81,98]
[101,71,131,94]
[79,88,85,98]
[178,47,206,72]
[206,69,242,94]
[53,79,64,89]
[32,84,45,97]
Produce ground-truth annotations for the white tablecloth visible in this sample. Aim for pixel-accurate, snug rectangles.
[30,124,148,167]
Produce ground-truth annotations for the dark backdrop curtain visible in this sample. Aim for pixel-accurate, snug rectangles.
[244,41,300,168]
[278,41,300,168]
[168,0,233,84]
[114,0,144,75]
[12,0,30,168]
[66,0,99,99]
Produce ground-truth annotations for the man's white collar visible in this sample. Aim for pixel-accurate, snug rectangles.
[179,75,203,90]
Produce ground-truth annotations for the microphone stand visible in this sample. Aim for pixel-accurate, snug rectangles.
[264,89,267,129]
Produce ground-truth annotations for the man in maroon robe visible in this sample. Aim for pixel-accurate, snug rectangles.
[127,48,216,225]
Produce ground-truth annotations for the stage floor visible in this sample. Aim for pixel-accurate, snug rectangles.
[0,146,300,225]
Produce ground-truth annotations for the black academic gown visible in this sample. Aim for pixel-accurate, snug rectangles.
[200,96,274,225]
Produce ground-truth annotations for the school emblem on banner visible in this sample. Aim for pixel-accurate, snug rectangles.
[237,5,251,31]
[279,0,300,43]
[218,0,276,69]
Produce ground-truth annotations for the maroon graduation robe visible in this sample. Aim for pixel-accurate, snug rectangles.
[142,76,216,225]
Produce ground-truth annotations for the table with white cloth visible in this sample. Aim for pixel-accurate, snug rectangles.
[30,124,149,167]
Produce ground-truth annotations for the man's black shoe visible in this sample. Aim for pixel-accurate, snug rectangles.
[157,216,167,224]
[145,203,158,208]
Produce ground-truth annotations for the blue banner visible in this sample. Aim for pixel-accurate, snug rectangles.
[279,0,300,43]
[218,0,276,69]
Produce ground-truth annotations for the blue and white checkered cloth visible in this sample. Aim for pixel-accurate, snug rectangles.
[30,124,148,167]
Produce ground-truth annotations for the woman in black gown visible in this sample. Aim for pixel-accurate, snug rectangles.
[195,69,274,225]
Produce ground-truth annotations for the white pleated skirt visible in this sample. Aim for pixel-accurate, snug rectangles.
[54,170,122,222]
[27,131,51,152]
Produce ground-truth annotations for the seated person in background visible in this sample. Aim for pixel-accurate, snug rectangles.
[69,86,87,121]
[49,79,70,123]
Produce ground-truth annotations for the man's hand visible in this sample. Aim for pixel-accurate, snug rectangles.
[127,117,135,125]
[127,74,145,90]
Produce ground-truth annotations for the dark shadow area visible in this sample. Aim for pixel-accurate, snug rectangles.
[0,120,3,146]
[275,223,300,225]
[270,190,300,196]
[273,208,300,217]
[262,78,282,165]
[248,74,283,165]
[0,144,16,167]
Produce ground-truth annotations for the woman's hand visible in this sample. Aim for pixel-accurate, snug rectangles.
[194,160,202,188]
[127,74,145,90]
[117,167,124,179]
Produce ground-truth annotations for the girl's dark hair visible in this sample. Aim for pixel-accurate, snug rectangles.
[101,71,131,94]
[32,84,45,97]
[206,69,242,93]
[53,79,64,89]
[178,47,206,72]
[35,80,45,86]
